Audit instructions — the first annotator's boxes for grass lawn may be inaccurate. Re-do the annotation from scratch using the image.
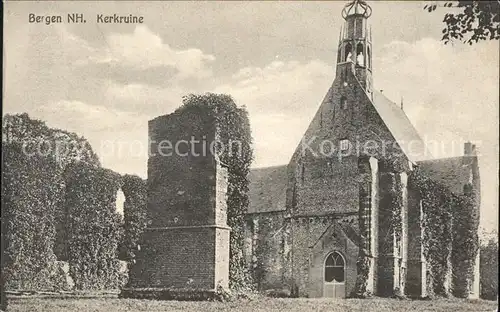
[7,297,498,312]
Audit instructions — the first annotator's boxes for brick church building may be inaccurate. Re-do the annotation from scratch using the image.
[124,0,480,301]
[243,0,481,299]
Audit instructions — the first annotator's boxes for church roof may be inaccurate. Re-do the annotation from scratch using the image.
[247,165,287,213]
[417,156,473,195]
[371,90,430,163]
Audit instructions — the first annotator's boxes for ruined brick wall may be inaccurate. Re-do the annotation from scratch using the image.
[244,212,289,291]
[127,108,230,292]
[147,110,219,228]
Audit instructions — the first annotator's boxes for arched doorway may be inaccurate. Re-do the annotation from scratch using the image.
[323,251,346,298]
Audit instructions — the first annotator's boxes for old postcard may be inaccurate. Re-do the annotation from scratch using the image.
[2,1,498,311]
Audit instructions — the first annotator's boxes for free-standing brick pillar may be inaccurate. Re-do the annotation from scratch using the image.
[122,109,230,299]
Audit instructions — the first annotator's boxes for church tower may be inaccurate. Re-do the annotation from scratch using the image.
[336,0,373,94]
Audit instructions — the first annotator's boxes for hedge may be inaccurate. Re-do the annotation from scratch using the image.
[2,113,101,262]
[2,113,100,169]
[2,142,67,291]
[64,162,124,290]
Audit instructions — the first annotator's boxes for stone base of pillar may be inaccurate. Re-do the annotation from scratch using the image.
[123,225,230,299]
[406,259,427,298]
[366,256,377,295]
[377,255,398,297]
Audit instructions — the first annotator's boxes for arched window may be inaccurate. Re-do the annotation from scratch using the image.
[356,43,364,66]
[367,46,371,69]
[325,252,345,283]
[337,48,342,64]
[344,43,352,62]
[116,188,125,217]
[340,96,347,109]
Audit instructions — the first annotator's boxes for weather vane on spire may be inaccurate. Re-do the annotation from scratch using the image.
[341,0,372,19]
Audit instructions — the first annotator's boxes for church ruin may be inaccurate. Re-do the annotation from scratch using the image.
[124,0,480,300]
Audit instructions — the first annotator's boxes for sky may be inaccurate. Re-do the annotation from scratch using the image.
[3,1,498,232]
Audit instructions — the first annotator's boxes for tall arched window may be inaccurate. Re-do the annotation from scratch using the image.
[324,252,345,283]
[340,96,347,109]
[367,46,371,69]
[356,43,364,66]
[344,43,352,62]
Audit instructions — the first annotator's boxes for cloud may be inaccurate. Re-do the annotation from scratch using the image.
[374,37,498,230]
[103,81,187,116]
[214,60,334,167]
[375,37,498,156]
[92,25,215,79]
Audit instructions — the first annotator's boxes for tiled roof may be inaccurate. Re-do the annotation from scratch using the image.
[417,156,473,195]
[371,90,430,163]
[247,165,287,213]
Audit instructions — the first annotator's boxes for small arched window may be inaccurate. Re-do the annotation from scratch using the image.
[340,139,350,151]
[340,96,347,109]
[367,46,371,69]
[325,252,345,283]
[356,43,364,66]
[344,43,352,62]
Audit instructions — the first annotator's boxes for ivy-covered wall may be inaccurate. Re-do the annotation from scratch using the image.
[64,162,125,290]
[2,142,67,290]
[408,168,479,298]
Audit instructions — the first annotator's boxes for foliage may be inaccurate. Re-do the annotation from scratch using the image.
[2,113,100,168]
[424,1,500,44]
[1,142,68,291]
[390,176,403,243]
[119,175,148,263]
[409,168,479,298]
[450,185,480,298]
[409,169,454,297]
[352,180,372,298]
[179,93,254,290]
[64,162,124,290]
[480,234,498,300]
[2,113,101,261]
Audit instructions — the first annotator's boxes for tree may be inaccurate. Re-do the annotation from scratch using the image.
[424,1,500,44]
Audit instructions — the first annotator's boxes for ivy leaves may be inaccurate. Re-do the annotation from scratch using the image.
[65,163,124,290]
[409,168,479,297]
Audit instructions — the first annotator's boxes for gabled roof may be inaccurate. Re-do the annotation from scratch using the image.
[247,165,287,213]
[371,90,430,163]
[417,156,473,195]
